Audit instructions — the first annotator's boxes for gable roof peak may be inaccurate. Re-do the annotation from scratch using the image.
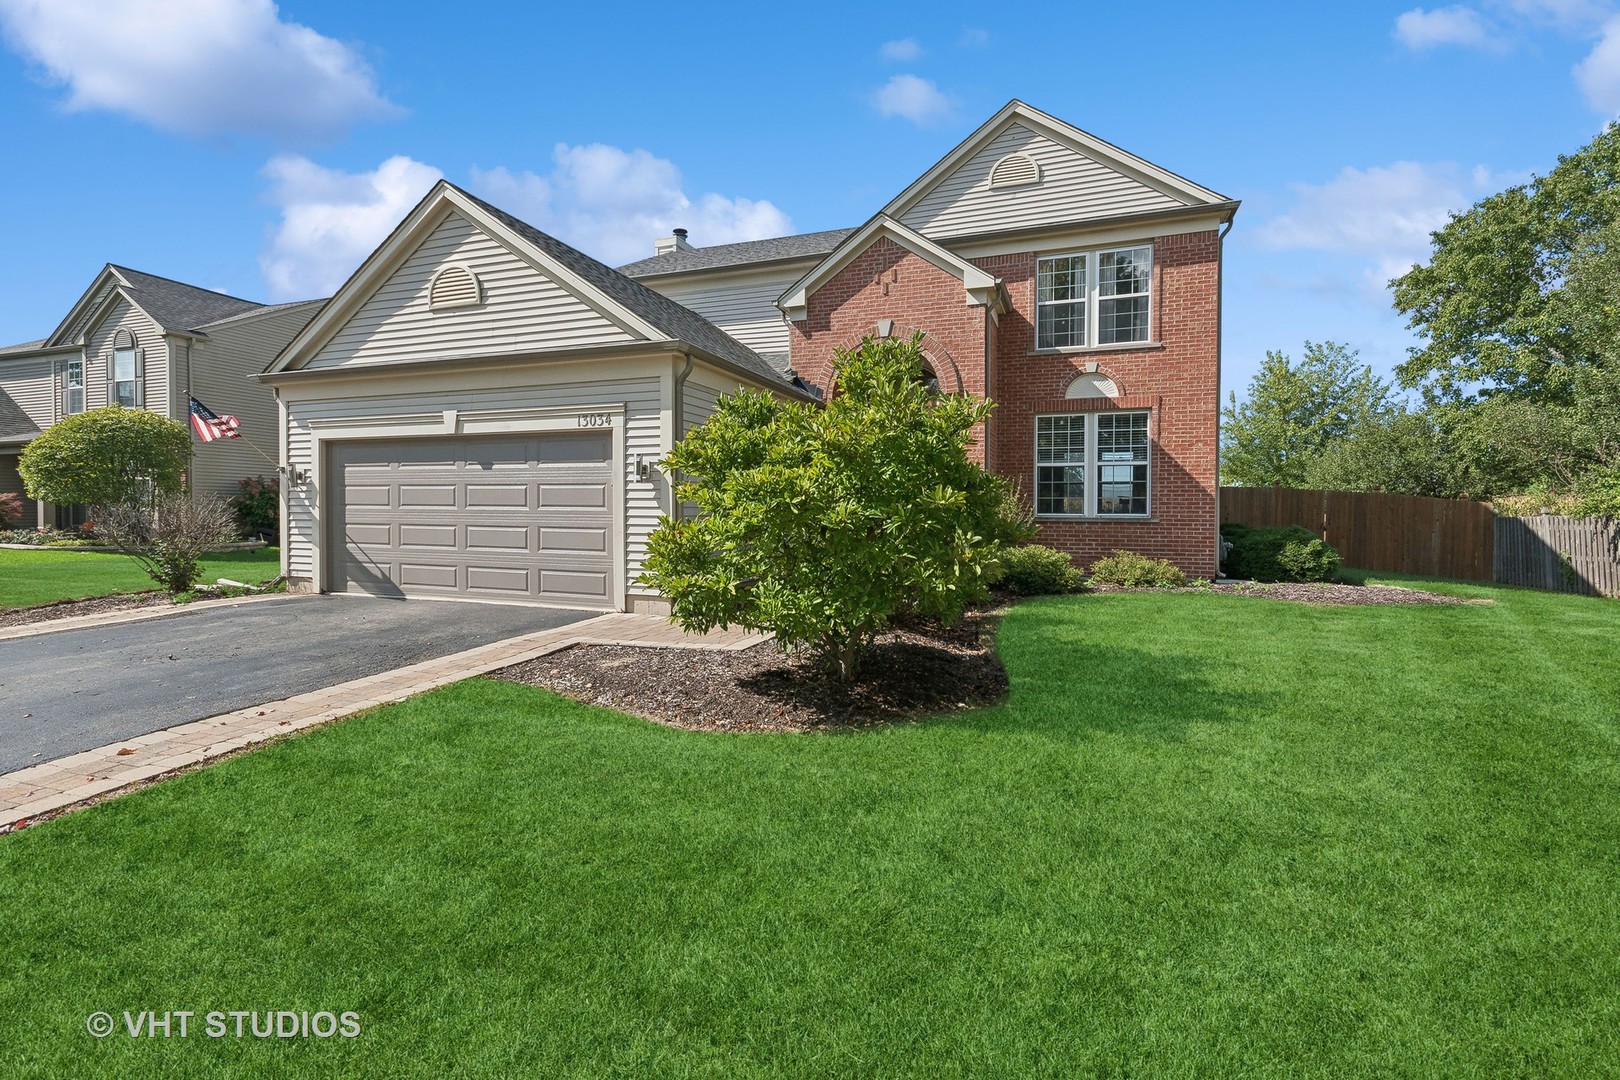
[880,99,1233,224]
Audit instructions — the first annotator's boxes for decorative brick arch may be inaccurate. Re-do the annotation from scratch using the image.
[1060,364,1126,400]
[825,323,966,396]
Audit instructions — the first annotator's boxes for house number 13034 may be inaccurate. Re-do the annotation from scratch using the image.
[577,413,611,428]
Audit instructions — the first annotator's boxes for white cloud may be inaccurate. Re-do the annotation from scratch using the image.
[1575,14,1620,110]
[260,154,442,299]
[0,0,397,141]
[1394,5,1502,49]
[1256,161,1507,292]
[959,27,990,48]
[468,143,793,266]
[870,74,955,126]
[879,38,922,61]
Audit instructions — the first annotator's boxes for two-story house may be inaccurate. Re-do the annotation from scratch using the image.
[626,100,1237,578]
[258,100,1234,610]
[0,265,321,528]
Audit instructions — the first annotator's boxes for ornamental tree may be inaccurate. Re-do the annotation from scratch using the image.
[641,333,1030,681]
[18,406,190,510]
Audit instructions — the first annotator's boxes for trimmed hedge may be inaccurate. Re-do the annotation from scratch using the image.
[1222,523,1342,583]
[999,545,1084,596]
[1088,549,1187,589]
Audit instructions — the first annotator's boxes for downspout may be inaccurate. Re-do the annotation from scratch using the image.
[672,352,695,448]
[1215,215,1235,576]
[670,353,695,518]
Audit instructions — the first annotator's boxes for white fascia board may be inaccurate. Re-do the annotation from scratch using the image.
[777,215,1001,322]
[879,100,1231,225]
[43,266,120,348]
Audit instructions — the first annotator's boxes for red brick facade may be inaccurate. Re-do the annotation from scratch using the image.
[789,228,1222,578]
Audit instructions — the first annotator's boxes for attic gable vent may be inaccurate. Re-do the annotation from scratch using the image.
[429,264,482,311]
[989,152,1041,189]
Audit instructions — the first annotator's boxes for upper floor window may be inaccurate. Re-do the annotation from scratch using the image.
[1035,245,1152,350]
[64,359,85,415]
[112,330,138,407]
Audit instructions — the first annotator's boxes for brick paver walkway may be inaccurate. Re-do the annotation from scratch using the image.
[0,612,766,830]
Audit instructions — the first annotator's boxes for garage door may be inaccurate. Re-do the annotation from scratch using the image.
[329,432,615,608]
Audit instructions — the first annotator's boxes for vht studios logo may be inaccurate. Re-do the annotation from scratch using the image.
[86,1010,360,1039]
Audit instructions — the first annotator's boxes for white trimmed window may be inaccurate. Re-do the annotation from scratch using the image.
[64,359,85,415]
[112,330,138,407]
[1035,411,1151,517]
[1035,245,1152,349]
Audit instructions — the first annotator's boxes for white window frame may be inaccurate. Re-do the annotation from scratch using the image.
[1035,244,1153,351]
[111,330,139,408]
[1034,410,1152,519]
[64,358,85,415]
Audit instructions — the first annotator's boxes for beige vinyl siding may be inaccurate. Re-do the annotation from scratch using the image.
[305,210,637,370]
[284,375,663,585]
[0,355,60,427]
[83,298,166,413]
[681,368,737,434]
[183,303,319,498]
[57,280,119,347]
[650,269,800,356]
[899,122,1188,240]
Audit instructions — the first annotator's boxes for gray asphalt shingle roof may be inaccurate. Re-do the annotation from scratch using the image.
[0,339,47,357]
[617,228,857,278]
[0,387,40,442]
[453,186,797,392]
[110,266,264,333]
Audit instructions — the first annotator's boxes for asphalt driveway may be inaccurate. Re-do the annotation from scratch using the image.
[0,595,598,773]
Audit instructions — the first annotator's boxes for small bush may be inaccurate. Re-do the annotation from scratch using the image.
[1087,550,1188,589]
[1227,525,1342,583]
[998,545,1084,596]
[230,475,280,538]
[0,491,22,528]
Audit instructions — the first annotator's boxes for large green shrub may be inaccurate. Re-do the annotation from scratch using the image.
[999,544,1084,596]
[1226,524,1342,582]
[18,406,190,509]
[641,333,1031,680]
[1087,550,1188,589]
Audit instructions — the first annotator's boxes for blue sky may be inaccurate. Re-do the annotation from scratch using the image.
[0,0,1613,401]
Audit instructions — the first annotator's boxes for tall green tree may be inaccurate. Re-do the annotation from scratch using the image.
[1393,123,1620,401]
[1221,341,1395,487]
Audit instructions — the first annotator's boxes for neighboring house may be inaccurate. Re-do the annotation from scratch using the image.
[624,100,1238,579]
[0,265,322,528]
[261,98,1235,612]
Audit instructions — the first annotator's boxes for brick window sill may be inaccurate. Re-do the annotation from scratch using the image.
[1036,516,1158,523]
[1028,341,1165,358]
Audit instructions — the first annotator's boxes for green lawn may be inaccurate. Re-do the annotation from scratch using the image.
[0,547,282,609]
[2,580,1617,1077]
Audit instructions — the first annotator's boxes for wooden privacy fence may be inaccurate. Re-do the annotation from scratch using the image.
[1494,515,1620,597]
[1221,487,1620,596]
[1220,487,1496,581]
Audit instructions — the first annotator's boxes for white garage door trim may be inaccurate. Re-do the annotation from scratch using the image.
[309,403,627,609]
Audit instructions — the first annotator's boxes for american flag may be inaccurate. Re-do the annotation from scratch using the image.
[189,397,241,443]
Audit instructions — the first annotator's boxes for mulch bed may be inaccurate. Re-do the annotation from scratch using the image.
[0,592,170,629]
[495,612,1008,733]
[1208,581,1483,605]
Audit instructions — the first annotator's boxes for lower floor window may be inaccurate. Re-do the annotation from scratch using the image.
[1035,410,1151,517]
